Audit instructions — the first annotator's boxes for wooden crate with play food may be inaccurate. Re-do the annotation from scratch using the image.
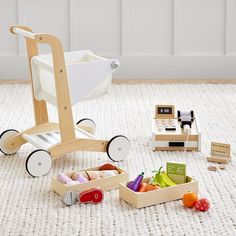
[52,164,129,196]
[119,163,198,208]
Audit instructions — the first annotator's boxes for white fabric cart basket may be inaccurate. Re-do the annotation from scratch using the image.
[31,50,119,106]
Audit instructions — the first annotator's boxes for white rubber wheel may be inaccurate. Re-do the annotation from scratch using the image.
[76,118,96,135]
[25,149,52,177]
[107,135,130,162]
[0,129,20,155]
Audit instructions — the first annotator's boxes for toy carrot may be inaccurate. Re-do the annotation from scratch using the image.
[146,184,159,191]
[138,183,159,192]
[138,183,148,192]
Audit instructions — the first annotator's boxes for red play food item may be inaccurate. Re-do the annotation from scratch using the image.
[91,189,104,203]
[194,198,210,212]
[182,191,198,208]
[99,163,117,171]
[78,188,104,204]
[138,183,148,192]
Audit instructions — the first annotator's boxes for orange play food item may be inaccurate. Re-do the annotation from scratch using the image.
[182,191,198,208]
[145,184,159,192]
[138,183,148,192]
[99,163,117,171]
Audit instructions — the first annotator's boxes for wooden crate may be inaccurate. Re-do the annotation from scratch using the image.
[119,176,198,209]
[52,165,129,196]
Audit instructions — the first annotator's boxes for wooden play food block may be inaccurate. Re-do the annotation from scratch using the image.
[119,176,198,209]
[207,142,231,164]
[52,165,128,196]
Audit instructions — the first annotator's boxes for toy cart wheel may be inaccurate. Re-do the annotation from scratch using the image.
[107,135,130,162]
[0,129,20,155]
[25,149,52,177]
[76,118,96,135]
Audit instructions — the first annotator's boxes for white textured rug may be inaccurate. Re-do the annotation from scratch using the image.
[0,83,235,236]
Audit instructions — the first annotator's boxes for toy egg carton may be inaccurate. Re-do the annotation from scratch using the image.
[152,105,201,151]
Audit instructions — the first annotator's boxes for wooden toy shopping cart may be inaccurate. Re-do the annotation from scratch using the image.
[0,25,130,177]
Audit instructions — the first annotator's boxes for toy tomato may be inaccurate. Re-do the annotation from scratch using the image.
[182,191,198,208]
[99,163,117,171]
[194,198,210,212]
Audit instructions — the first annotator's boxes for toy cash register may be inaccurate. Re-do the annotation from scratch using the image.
[152,105,201,151]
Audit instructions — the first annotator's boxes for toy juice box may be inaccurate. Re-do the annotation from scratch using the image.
[166,162,186,184]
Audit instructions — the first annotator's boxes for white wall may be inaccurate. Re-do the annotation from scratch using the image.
[0,0,236,80]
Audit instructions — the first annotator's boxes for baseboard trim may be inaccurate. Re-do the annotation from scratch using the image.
[113,79,236,84]
[0,79,30,84]
[0,79,235,85]
[2,55,236,80]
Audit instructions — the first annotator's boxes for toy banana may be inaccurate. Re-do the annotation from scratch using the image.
[161,172,176,187]
[152,167,176,188]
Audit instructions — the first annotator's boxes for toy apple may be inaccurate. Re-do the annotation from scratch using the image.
[182,191,198,208]
[194,198,210,212]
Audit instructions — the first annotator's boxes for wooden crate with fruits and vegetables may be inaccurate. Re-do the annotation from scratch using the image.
[119,162,198,209]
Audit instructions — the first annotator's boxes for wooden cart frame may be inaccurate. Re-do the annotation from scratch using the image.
[0,26,130,177]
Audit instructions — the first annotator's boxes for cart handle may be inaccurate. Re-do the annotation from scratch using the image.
[10,25,36,39]
[12,27,36,39]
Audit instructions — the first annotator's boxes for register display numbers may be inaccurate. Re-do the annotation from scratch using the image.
[155,105,175,118]
[158,107,172,115]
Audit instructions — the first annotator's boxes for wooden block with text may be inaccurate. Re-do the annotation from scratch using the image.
[207,142,231,164]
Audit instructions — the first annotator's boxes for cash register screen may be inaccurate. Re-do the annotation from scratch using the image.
[157,107,173,115]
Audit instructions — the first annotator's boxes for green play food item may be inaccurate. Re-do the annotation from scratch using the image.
[152,167,177,188]
[152,167,167,188]
[166,162,186,184]
[161,172,176,187]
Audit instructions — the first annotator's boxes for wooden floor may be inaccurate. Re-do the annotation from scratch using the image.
[0,79,235,84]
